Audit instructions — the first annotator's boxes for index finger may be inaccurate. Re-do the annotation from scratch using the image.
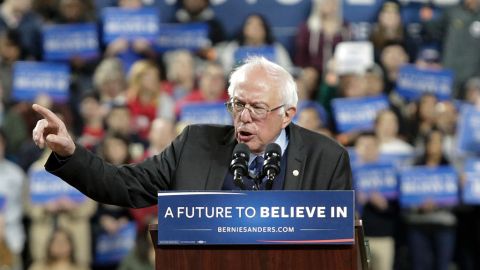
[32,104,62,124]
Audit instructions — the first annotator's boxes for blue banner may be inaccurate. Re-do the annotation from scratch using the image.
[12,61,70,103]
[234,46,276,65]
[343,0,384,23]
[0,195,5,212]
[157,191,355,245]
[29,168,86,205]
[379,153,415,170]
[396,65,454,101]
[179,102,232,125]
[102,7,160,43]
[462,158,480,205]
[156,23,210,52]
[94,222,137,264]
[353,163,398,199]
[399,166,458,208]
[42,23,99,61]
[457,104,480,154]
[332,95,389,133]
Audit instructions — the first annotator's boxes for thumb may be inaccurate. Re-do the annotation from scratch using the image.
[45,134,75,156]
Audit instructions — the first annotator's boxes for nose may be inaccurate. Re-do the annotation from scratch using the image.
[239,106,253,123]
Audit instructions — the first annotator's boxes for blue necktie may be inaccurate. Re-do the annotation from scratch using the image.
[249,156,264,189]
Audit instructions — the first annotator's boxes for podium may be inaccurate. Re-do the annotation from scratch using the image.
[148,220,369,270]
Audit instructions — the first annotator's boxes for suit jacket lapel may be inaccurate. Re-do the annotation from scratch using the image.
[284,124,305,190]
[204,128,236,190]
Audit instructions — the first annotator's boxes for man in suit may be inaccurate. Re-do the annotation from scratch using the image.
[32,57,352,208]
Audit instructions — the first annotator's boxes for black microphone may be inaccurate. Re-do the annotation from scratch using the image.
[262,143,281,190]
[229,143,250,190]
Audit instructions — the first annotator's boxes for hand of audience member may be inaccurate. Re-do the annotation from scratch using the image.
[32,104,76,157]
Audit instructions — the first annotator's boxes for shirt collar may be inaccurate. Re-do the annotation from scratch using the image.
[248,128,289,165]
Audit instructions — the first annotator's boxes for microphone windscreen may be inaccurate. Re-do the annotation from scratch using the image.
[233,143,250,158]
[265,143,281,156]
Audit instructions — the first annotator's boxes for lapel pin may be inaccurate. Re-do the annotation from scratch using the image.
[292,170,299,176]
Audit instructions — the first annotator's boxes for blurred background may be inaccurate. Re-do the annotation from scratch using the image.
[1,0,480,269]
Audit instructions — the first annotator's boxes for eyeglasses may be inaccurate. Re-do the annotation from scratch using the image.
[225,100,284,120]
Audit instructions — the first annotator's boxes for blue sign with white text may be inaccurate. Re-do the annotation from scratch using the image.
[457,104,480,154]
[156,23,210,52]
[43,23,99,60]
[157,191,355,245]
[94,222,137,264]
[399,166,458,208]
[179,102,232,125]
[234,46,276,65]
[332,95,389,133]
[353,163,398,199]
[462,158,480,205]
[102,7,160,43]
[396,65,454,101]
[12,61,70,103]
[29,168,86,205]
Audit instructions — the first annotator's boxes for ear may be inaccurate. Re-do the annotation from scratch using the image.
[281,107,296,129]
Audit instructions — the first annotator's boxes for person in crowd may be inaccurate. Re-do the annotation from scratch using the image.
[0,0,42,59]
[174,61,228,117]
[32,56,352,208]
[173,0,225,46]
[294,101,331,137]
[0,128,25,270]
[375,109,414,156]
[126,60,175,140]
[408,94,439,147]
[464,76,480,107]
[215,13,293,73]
[26,148,96,268]
[294,0,349,76]
[421,0,480,98]
[163,50,196,101]
[28,228,89,270]
[0,29,24,106]
[354,132,398,270]
[77,92,106,151]
[405,128,457,270]
[295,67,320,101]
[370,1,416,61]
[143,118,176,159]
[92,57,127,107]
[379,41,409,93]
[91,133,134,270]
[117,229,154,270]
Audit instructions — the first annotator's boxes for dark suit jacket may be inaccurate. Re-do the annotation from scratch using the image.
[45,123,352,208]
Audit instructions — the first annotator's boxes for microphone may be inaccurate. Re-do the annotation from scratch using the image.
[229,143,250,190]
[262,143,281,190]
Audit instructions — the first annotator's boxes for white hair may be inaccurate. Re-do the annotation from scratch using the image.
[227,56,298,110]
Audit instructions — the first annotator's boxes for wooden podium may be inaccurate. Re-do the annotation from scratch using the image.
[148,220,369,270]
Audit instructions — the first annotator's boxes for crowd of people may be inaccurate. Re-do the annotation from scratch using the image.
[1,0,480,269]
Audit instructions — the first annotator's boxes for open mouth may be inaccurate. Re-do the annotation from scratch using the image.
[238,131,255,141]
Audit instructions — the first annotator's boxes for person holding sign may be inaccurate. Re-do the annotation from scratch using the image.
[31,56,352,208]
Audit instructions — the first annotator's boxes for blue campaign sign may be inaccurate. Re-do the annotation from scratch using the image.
[234,46,276,65]
[43,23,99,61]
[156,23,210,52]
[179,102,232,125]
[102,7,160,43]
[396,65,454,101]
[29,168,86,205]
[462,158,480,204]
[379,153,415,170]
[94,222,137,264]
[343,0,384,23]
[457,104,480,154]
[332,95,389,133]
[399,166,458,208]
[353,163,398,199]
[0,195,5,212]
[157,191,355,245]
[12,61,70,103]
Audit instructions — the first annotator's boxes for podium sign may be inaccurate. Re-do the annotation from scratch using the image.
[157,191,354,245]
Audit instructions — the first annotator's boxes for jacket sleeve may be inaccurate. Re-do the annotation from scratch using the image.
[44,126,191,208]
[328,149,353,190]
